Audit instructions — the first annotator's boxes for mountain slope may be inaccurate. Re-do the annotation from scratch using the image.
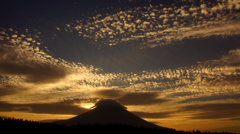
[55,100,167,129]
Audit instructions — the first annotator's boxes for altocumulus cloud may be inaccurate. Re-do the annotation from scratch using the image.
[0,43,68,84]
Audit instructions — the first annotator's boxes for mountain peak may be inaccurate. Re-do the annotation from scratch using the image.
[92,99,126,109]
[54,99,166,129]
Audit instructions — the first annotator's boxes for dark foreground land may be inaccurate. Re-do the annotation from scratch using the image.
[0,117,235,134]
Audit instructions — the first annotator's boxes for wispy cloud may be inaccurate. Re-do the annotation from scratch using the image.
[180,103,240,119]
[0,42,68,84]
[168,92,197,97]
[0,86,28,97]
[93,89,125,99]
[179,94,240,104]
[117,92,169,105]
[0,1,240,129]
[132,111,173,119]
[0,101,88,115]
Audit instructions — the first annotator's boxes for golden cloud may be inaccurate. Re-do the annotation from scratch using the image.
[0,43,68,84]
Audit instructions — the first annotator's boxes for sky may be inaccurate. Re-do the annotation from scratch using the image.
[0,0,240,133]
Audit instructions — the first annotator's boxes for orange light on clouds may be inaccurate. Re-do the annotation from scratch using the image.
[0,0,240,133]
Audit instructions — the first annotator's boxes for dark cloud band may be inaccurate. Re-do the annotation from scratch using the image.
[180,103,240,119]
[0,101,88,115]
[117,92,169,105]
[0,43,68,84]
[132,111,173,119]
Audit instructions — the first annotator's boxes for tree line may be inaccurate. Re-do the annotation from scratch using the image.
[0,117,235,134]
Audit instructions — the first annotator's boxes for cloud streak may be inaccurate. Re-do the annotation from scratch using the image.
[93,89,125,99]
[0,2,240,131]
[179,94,240,103]
[0,101,88,115]
[0,86,28,97]
[180,103,240,119]
[117,92,169,105]
[0,43,68,84]
[132,111,173,119]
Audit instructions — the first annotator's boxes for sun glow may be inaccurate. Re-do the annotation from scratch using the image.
[80,103,95,109]
[0,112,75,121]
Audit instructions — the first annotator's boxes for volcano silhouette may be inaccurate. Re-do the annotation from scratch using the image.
[55,99,167,129]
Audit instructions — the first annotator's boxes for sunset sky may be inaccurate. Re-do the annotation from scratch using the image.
[0,0,240,133]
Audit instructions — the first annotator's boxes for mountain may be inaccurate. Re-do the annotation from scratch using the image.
[54,99,167,129]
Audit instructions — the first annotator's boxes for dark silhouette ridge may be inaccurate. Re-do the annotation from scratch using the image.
[0,117,235,134]
[54,99,164,129]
